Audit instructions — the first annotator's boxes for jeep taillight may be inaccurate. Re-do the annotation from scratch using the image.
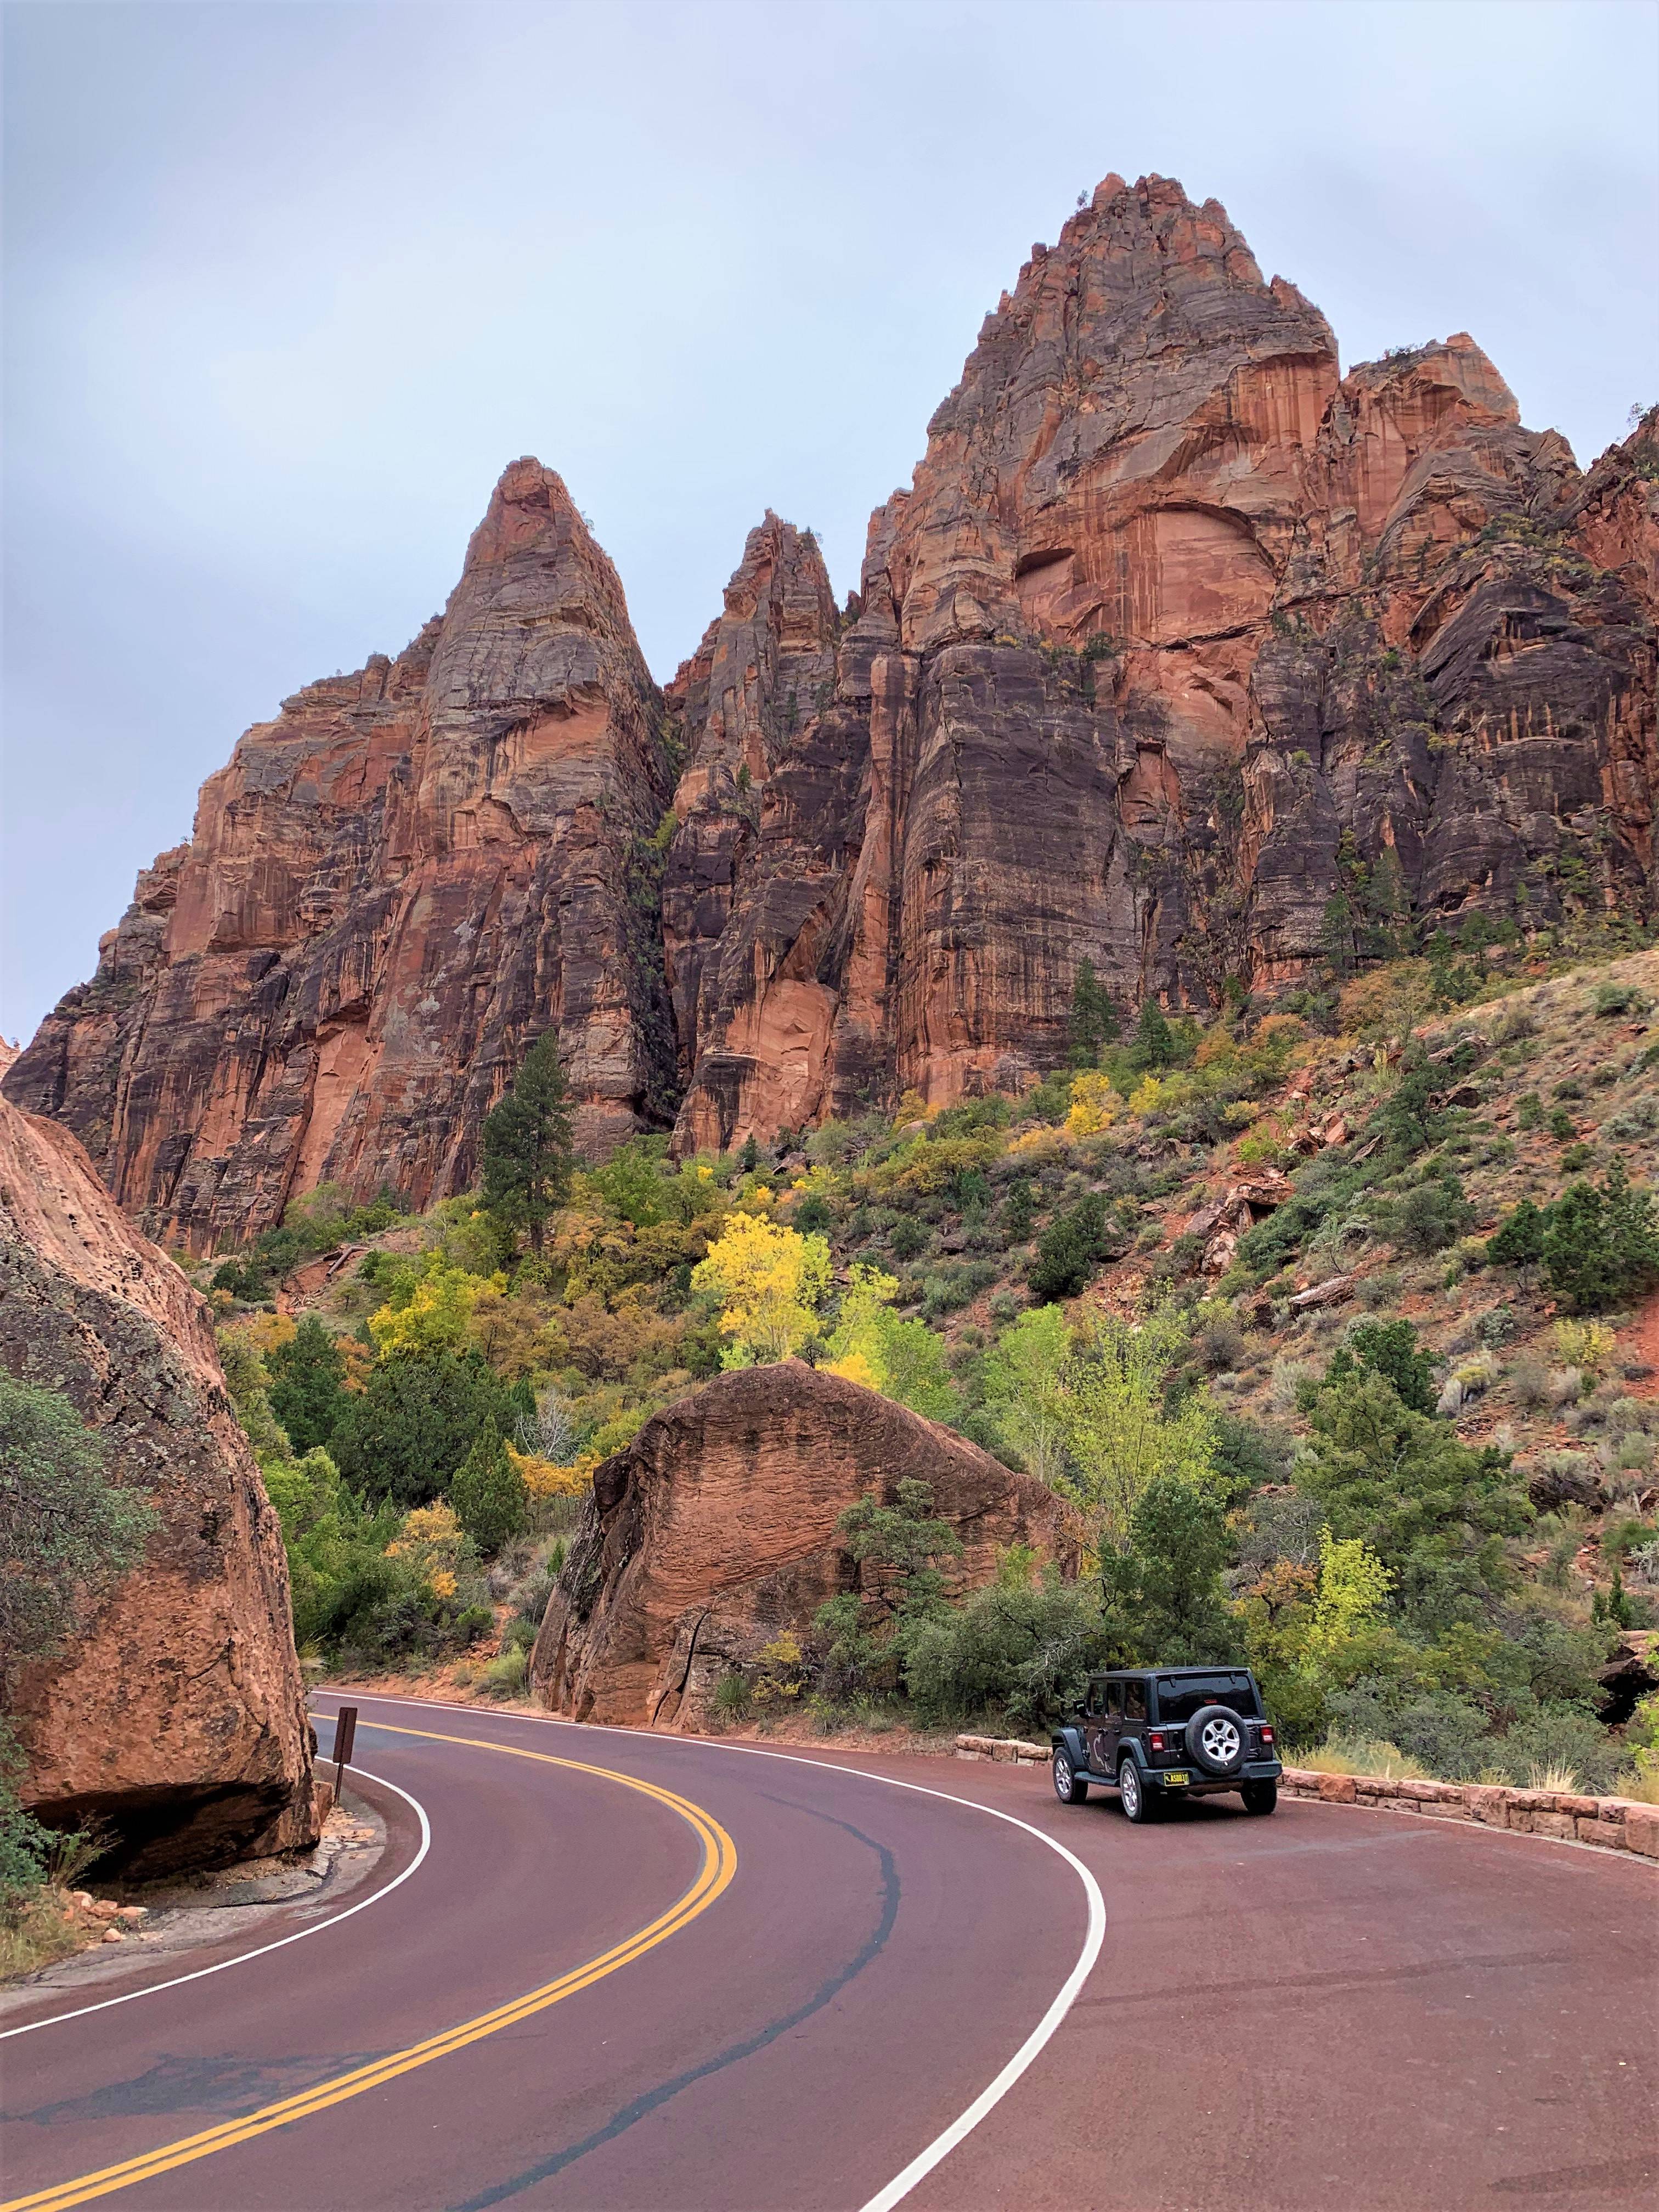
[1260,1725,1275,1745]
[1148,1731,1166,1752]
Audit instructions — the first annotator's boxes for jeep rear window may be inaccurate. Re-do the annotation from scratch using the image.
[1155,1674,1259,1721]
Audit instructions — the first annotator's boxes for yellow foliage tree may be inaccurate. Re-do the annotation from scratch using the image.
[505,1442,591,1499]
[1305,1527,1393,1660]
[691,1212,830,1365]
[368,1255,495,1357]
[1065,1069,1119,1141]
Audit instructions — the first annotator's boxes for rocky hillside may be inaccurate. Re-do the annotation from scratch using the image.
[8,174,1657,1249]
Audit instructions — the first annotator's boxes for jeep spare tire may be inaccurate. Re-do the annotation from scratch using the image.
[1186,1703,1245,1776]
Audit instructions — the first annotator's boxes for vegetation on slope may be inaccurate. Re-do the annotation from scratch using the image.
[202,930,1659,1796]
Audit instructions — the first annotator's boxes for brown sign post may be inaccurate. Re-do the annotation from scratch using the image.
[332,1705,358,1805]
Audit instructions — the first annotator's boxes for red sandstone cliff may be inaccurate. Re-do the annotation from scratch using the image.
[0,1094,316,1875]
[9,179,1657,1204]
[664,179,1657,1146]
[7,462,676,1248]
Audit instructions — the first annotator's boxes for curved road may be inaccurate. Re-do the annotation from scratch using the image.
[1,1693,1653,2211]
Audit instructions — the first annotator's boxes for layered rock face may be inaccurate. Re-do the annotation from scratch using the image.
[11,177,1657,1198]
[666,176,1658,1144]
[0,1094,316,1876]
[531,1360,1074,1728]
[7,462,676,1248]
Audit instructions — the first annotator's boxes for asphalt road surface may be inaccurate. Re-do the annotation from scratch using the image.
[2,1692,1654,2211]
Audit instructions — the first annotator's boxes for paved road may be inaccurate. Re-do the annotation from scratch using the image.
[2,1694,1654,2211]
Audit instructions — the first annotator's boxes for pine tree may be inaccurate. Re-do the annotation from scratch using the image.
[1066,958,1120,1067]
[1128,995,1176,1073]
[449,1417,527,1555]
[481,1032,574,1253]
[268,1317,348,1454]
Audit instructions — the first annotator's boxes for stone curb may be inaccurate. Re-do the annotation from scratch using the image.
[1278,1767,1659,1858]
[953,1734,1049,1766]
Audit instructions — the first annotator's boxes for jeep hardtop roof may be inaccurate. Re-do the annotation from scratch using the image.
[1087,1666,1256,1680]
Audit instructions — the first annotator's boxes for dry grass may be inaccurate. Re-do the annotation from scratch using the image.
[1300,1739,1431,1781]
[0,1888,84,1984]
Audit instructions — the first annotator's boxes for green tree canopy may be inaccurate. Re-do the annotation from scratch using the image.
[481,1031,574,1253]
[1541,1162,1659,1312]
[329,1351,523,1509]
[268,1318,349,1455]
[1295,1369,1528,1626]
[1128,996,1177,1072]
[1321,1318,1437,1416]
[449,1417,528,1555]
[1103,1476,1243,1666]
[1067,957,1120,1068]
[1056,1306,1218,1552]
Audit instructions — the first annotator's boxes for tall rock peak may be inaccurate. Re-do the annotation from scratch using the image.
[10,179,1657,1207]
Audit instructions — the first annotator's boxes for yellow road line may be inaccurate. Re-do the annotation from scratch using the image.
[4,1726,738,2212]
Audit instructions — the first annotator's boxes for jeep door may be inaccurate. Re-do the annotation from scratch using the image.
[1089,1679,1123,1775]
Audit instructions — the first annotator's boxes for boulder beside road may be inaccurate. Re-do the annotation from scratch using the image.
[532,1360,1074,1729]
[1,1096,316,1877]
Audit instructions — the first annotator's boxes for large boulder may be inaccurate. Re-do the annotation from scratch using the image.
[0,1096,317,1876]
[531,1359,1075,1729]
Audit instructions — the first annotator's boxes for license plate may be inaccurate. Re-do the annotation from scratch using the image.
[1163,1771,1190,1787]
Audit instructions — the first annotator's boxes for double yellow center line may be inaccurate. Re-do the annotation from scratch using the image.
[4,1724,738,2212]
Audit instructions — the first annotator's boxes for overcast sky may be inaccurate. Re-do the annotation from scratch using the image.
[4,0,1657,1045]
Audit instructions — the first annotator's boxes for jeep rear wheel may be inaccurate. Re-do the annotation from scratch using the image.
[1242,1779,1278,1816]
[1185,1703,1246,1777]
[1053,1749,1089,1805]
[1118,1757,1156,1822]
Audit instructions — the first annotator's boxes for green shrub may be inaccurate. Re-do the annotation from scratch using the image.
[902,1570,1111,1732]
[1029,1195,1114,1302]
[1541,1163,1659,1312]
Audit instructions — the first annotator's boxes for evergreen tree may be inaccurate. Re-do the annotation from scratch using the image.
[1067,958,1120,1067]
[330,1350,518,1508]
[1103,1477,1243,1665]
[1542,1162,1659,1312]
[481,1032,574,1254]
[1487,1198,1547,1270]
[268,1318,349,1454]
[449,1417,528,1555]
[1128,996,1177,1073]
[1380,1046,1442,1160]
[738,1133,760,1175]
[1322,1318,1437,1415]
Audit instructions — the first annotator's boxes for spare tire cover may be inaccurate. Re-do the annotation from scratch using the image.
[1185,1703,1245,1775]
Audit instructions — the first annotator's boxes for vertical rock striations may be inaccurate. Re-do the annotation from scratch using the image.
[7,462,676,1248]
[665,180,1657,1144]
[10,180,1657,1192]
[0,1094,316,1876]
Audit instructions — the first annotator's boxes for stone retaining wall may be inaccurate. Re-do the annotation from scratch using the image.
[952,1736,1659,1858]
[1278,1767,1659,1857]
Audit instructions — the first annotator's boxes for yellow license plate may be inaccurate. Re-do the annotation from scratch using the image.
[1163,1771,1190,1786]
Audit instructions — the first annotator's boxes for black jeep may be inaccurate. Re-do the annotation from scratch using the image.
[1051,1666,1283,1820]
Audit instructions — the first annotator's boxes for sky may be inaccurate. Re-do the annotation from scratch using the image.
[4,0,1657,1046]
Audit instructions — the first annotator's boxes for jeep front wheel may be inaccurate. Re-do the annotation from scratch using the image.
[1053,1748,1089,1805]
[1242,1779,1278,1816]
[1118,1757,1156,1822]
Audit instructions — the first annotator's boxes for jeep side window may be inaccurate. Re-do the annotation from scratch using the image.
[1085,1681,1103,1718]
[1104,1681,1124,1718]
[1123,1682,1147,1722]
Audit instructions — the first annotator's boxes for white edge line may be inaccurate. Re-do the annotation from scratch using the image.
[314,1690,1107,2211]
[0,1765,431,2041]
